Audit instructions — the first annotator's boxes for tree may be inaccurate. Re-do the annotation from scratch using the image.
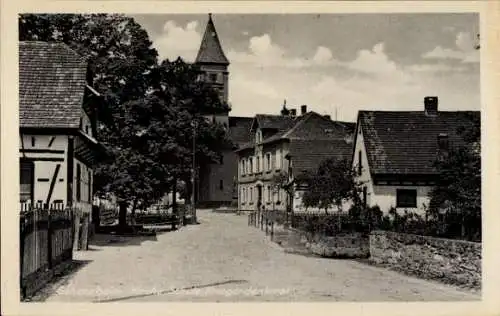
[428,113,481,241]
[19,14,231,226]
[20,14,162,226]
[301,158,362,214]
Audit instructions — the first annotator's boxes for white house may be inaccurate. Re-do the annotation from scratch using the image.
[352,96,480,215]
[19,41,107,250]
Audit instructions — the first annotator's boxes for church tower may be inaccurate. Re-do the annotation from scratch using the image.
[195,13,230,126]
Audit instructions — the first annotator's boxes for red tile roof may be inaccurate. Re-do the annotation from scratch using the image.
[358,110,480,175]
[195,14,229,65]
[19,41,88,129]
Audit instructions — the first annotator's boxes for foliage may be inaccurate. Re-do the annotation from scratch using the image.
[19,14,232,224]
[301,158,362,213]
[428,113,481,241]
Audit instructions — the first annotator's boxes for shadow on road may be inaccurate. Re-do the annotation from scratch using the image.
[25,259,93,302]
[89,234,158,247]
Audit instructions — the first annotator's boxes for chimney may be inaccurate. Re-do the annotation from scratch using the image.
[424,96,438,116]
[300,105,307,115]
[290,109,297,117]
[323,115,331,120]
[280,99,290,116]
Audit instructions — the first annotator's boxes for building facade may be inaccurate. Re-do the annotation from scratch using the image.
[236,104,355,213]
[19,41,106,249]
[352,96,480,215]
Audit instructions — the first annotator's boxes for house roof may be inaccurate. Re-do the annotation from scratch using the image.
[228,116,253,145]
[236,111,355,155]
[358,110,480,175]
[19,41,88,129]
[290,139,353,176]
[195,14,230,65]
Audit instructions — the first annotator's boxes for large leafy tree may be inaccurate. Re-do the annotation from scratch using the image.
[428,113,481,240]
[19,14,231,225]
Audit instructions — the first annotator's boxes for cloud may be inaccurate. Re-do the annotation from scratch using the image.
[422,31,479,63]
[312,46,333,64]
[228,34,338,69]
[152,20,201,62]
[348,43,399,74]
[148,23,479,121]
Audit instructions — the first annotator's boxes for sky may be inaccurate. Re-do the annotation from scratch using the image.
[132,13,480,122]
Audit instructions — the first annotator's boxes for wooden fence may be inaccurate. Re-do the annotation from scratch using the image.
[20,203,74,298]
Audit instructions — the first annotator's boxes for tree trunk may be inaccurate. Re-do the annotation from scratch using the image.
[130,199,138,226]
[80,214,89,251]
[118,201,128,227]
[172,177,177,215]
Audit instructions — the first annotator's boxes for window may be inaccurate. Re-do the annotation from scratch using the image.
[219,180,223,190]
[358,150,362,175]
[241,188,245,203]
[256,156,260,172]
[250,187,253,203]
[266,153,271,171]
[241,160,245,175]
[210,73,217,82]
[276,149,282,169]
[396,189,417,208]
[249,157,253,174]
[220,155,224,165]
[267,185,271,202]
[85,125,89,134]
[20,160,34,203]
[76,164,81,202]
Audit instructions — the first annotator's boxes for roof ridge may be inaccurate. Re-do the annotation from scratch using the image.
[281,112,314,138]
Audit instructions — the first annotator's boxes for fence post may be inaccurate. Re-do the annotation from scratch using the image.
[47,205,53,270]
[19,211,26,299]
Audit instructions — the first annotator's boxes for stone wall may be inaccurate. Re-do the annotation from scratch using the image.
[369,230,481,289]
[308,233,370,258]
[275,227,370,258]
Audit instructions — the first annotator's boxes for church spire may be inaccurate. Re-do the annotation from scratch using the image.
[195,13,230,65]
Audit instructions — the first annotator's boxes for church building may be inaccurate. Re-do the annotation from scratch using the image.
[195,14,253,208]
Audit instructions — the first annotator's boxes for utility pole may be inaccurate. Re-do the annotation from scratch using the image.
[191,120,197,223]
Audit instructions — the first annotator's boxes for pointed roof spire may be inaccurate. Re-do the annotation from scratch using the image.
[195,13,230,65]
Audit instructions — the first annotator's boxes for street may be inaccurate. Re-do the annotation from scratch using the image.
[42,210,479,302]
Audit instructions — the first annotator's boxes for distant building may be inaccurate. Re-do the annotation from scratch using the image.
[352,96,480,214]
[236,103,355,212]
[194,14,253,208]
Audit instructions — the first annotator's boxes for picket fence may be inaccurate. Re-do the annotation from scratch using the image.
[20,202,74,298]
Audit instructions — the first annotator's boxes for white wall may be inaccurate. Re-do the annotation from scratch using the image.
[371,185,431,215]
[19,135,68,205]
